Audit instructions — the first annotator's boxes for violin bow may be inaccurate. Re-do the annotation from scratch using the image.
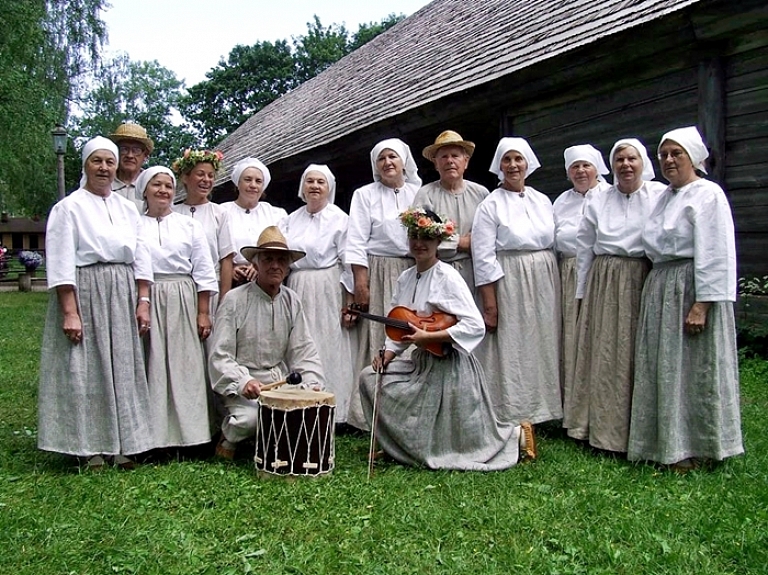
[367,346,386,480]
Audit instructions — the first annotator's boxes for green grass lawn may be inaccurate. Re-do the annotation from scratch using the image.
[1,292,766,574]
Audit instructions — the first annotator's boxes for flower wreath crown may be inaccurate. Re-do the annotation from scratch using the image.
[171,149,224,175]
[399,207,456,241]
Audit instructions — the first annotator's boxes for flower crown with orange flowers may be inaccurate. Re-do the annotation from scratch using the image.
[399,207,456,240]
[171,149,224,175]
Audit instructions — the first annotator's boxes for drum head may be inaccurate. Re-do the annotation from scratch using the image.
[259,388,335,409]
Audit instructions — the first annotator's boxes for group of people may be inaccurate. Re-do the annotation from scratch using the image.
[37,121,743,474]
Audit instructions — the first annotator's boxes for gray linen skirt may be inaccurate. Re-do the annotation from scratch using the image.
[286,265,357,423]
[558,256,580,409]
[628,259,744,464]
[474,249,562,425]
[359,348,520,470]
[38,263,155,456]
[565,255,650,452]
[145,274,211,447]
[347,254,413,431]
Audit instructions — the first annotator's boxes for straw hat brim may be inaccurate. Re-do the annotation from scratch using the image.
[422,140,476,160]
[108,129,154,154]
[240,245,306,264]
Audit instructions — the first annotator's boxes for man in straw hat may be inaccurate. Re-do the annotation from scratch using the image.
[412,130,490,291]
[108,122,154,209]
[208,226,325,459]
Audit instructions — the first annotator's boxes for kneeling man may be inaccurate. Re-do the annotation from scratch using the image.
[209,226,325,459]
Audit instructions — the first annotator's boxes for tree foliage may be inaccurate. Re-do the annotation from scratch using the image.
[0,0,106,216]
[71,54,198,179]
[179,13,406,148]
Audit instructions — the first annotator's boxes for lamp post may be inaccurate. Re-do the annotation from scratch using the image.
[51,124,67,200]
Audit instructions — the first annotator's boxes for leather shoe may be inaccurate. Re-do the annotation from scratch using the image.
[215,436,236,461]
[519,421,537,461]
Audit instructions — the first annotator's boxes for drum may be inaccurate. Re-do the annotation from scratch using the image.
[255,388,336,477]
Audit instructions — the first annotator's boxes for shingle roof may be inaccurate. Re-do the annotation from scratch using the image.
[216,0,701,183]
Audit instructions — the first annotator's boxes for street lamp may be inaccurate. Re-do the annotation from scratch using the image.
[51,124,67,200]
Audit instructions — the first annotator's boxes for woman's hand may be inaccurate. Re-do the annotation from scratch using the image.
[482,306,498,333]
[685,302,711,336]
[341,306,358,329]
[371,350,396,373]
[198,312,212,341]
[242,379,263,400]
[136,301,151,337]
[401,324,433,348]
[233,263,257,283]
[62,311,83,345]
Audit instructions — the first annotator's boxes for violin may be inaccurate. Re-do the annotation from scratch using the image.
[347,305,458,357]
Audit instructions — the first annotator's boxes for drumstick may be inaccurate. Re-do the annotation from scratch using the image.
[260,372,302,392]
[367,347,386,480]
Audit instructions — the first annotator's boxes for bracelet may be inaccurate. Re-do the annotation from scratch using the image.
[138,296,151,305]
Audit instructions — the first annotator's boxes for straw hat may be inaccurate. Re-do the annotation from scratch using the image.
[108,123,154,154]
[422,130,476,160]
[240,226,306,263]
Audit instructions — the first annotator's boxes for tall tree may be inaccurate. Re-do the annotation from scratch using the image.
[72,54,198,178]
[179,41,296,147]
[179,14,405,148]
[0,0,106,216]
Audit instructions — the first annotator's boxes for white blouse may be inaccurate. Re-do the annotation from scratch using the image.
[139,212,218,293]
[46,188,153,288]
[643,179,736,301]
[173,202,235,273]
[344,181,419,267]
[575,181,666,297]
[553,182,610,257]
[471,186,555,286]
[278,204,353,293]
[221,201,288,265]
[386,261,485,355]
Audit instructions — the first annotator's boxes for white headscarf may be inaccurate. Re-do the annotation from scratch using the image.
[79,136,119,187]
[232,157,271,191]
[370,138,422,187]
[658,126,709,174]
[298,164,337,204]
[609,138,655,181]
[564,144,610,182]
[135,166,176,199]
[489,137,541,180]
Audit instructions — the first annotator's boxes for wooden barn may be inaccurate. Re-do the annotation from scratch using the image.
[213,0,768,276]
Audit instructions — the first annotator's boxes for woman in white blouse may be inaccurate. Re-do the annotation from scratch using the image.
[358,207,536,469]
[343,138,421,429]
[278,164,357,425]
[567,138,666,453]
[471,137,562,425]
[172,149,234,307]
[38,136,155,470]
[221,157,287,296]
[553,144,610,424]
[628,127,743,470]
[137,167,218,452]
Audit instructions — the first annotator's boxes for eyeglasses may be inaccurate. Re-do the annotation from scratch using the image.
[658,150,686,161]
[119,145,146,155]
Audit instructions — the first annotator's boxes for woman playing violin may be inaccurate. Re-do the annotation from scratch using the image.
[358,207,536,470]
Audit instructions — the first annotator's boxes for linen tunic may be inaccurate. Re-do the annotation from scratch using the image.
[575,182,666,298]
[173,201,235,277]
[208,282,325,442]
[38,187,155,457]
[628,179,742,464]
[139,212,218,447]
[278,204,357,422]
[358,261,521,470]
[471,186,562,424]
[221,201,288,265]
[412,180,490,262]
